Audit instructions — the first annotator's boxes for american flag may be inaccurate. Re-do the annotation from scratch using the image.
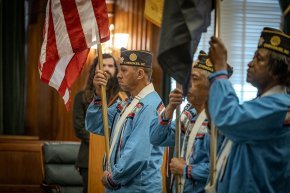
[38,0,110,110]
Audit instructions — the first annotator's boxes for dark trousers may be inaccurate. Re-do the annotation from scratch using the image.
[79,168,88,193]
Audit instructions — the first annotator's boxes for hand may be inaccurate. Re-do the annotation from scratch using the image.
[93,69,109,97]
[101,170,110,189]
[170,157,186,176]
[208,36,228,72]
[164,88,183,119]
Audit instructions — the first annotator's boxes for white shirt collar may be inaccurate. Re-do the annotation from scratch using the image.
[260,85,287,97]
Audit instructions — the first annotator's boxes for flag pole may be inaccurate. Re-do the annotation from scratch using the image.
[214,0,221,37]
[209,0,221,186]
[175,83,182,193]
[97,44,111,170]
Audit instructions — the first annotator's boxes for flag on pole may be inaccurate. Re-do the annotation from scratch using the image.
[38,0,110,110]
[144,0,164,27]
[157,0,213,85]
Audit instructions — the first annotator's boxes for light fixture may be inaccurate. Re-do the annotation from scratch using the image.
[113,33,129,49]
[90,24,129,54]
[91,24,115,53]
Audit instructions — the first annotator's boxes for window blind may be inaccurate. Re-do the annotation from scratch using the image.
[171,0,281,113]
[196,0,281,102]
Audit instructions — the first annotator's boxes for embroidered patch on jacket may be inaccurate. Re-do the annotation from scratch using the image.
[117,100,128,112]
[182,110,197,124]
[127,102,144,119]
[180,113,191,133]
[135,102,143,110]
[184,103,192,111]
[284,108,290,125]
[180,109,197,133]
[180,111,188,123]
[196,122,208,139]
[183,110,192,120]
[158,111,170,126]
[156,102,165,115]
[127,113,135,119]
[117,103,124,112]
[181,123,186,134]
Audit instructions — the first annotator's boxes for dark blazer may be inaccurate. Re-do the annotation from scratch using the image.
[73,90,127,168]
[73,91,90,168]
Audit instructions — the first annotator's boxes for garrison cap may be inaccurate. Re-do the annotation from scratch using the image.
[193,50,214,73]
[258,27,290,56]
[120,48,152,68]
[193,50,233,77]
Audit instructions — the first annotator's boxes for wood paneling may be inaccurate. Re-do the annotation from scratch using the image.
[0,136,43,193]
[0,185,41,193]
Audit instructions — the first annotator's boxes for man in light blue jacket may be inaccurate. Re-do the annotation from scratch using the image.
[208,27,290,193]
[85,49,164,193]
[150,51,223,193]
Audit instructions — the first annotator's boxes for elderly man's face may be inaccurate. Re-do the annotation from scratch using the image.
[247,48,272,89]
[117,65,139,92]
[187,68,210,107]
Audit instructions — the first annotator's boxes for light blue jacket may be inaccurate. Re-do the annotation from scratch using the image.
[85,91,164,193]
[208,70,290,193]
[150,104,216,193]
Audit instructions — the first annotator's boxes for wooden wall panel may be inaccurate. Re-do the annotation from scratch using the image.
[0,144,42,184]
[0,136,43,193]
[114,0,163,95]
[25,0,50,139]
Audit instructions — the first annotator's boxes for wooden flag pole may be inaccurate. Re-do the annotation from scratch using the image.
[175,83,182,193]
[214,0,221,37]
[209,122,217,186]
[98,44,111,170]
[209,0,221,186]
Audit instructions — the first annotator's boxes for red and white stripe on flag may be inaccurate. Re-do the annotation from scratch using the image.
[38,0,110,110]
